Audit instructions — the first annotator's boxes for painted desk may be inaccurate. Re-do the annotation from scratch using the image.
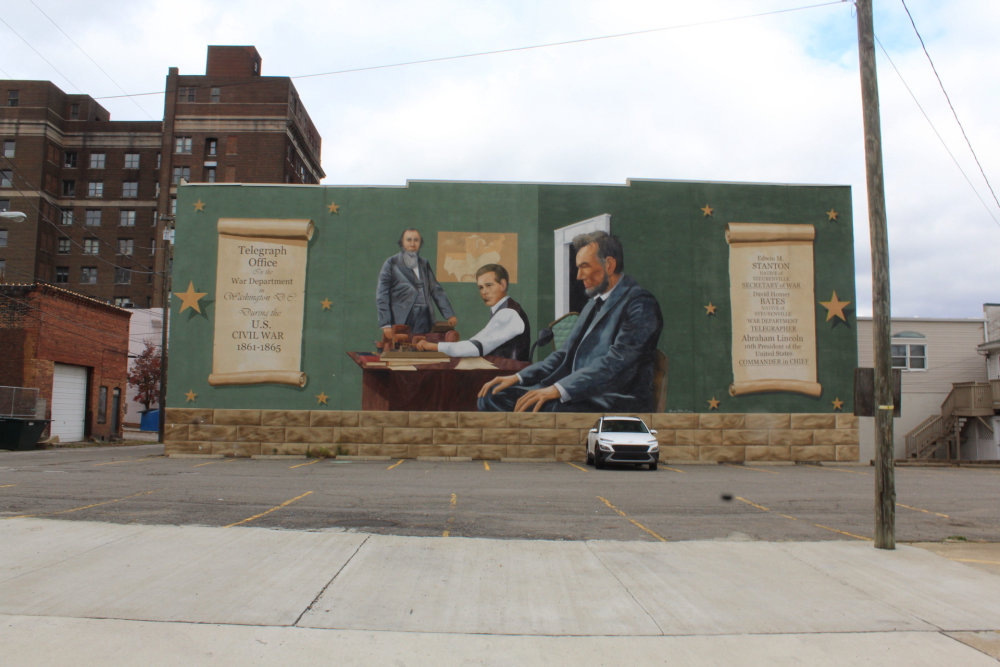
[347,352,528,411]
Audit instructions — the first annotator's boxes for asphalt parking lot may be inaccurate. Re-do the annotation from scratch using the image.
[2,444,998,543]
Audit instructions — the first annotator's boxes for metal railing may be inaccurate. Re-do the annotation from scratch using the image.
[0,386,41,418]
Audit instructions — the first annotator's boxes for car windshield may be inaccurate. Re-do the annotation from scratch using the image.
[602,419,648,433]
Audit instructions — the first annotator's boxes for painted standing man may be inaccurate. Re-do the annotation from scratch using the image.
[376,228,457,336]
[415,263,531,361]
[478,230,662,412]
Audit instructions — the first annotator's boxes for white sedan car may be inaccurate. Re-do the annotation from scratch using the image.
[585,416,659,470]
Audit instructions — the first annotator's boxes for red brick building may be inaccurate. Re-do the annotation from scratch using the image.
[0,283,131,442]
[0,45,324,309]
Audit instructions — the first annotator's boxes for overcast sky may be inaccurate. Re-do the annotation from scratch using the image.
[4,0,998,319]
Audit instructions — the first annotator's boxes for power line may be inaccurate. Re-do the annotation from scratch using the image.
[92,1,847,102]
[874,36,1000,227]
[27,0,156,120]
[900,0,1000,216]
[0,14,81,92]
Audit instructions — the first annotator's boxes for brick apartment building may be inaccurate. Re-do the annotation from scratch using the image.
[0,283,131,442]
[0,45,324,309]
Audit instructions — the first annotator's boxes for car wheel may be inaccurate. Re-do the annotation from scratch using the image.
[649,461,658,471]
[586,449,594,465]
[594,451,605,469]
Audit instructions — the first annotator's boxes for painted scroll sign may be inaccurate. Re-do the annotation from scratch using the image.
[209,218,313,387]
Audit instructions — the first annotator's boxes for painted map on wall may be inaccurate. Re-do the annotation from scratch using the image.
[437,232,518,283]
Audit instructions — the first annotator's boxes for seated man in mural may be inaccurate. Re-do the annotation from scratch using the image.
[478,231,662,412]
[415,264,531,361]
[376,228,457,336]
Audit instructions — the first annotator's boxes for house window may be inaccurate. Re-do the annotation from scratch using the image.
[55,266,69,283]
[150,237,156,255]
[0,199,8,211]
[120,210,136,227]
[205,167,216,183]
[70,103,79,119]
[7,90,18,107]
[113,297,133,308]
[206,138,218,156]
[89,153,106,169]
[891,332,927,370]
[0,260,5,280]
[83,238,100,254]
[0,229,7,247]
[0,170,12,187]
[85,209,101,226]
[97,386,108,424]
[170,196,177,215]
[62,180,76,196]
[80,266,97,284]
[117,238,134,255]
[114,267,131,284]
[178,87,195,102]
[61,209,74,225]
[2,140,14,158]
[57,238,70,253]
[124,153,140,169]
[174,136,192,154]
[172,166,190,185]
[64,151,78,168]
[210,87,220,103]
[88,181,103,197]
[122,181,138,198]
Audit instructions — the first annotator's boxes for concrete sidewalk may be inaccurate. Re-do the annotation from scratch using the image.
[2,519,999,665]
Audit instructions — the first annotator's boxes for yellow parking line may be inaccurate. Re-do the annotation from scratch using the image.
[661,465,687,473]
[289,459,321,469]
[0,483,16,488]
[225,490,313,528]
[483,461,491,471]
[443,493,458,537]
[735,495,869,541]
[725,463,779,474]
[192,458,235,468]
[953,558,1000,566]
[387,459,404,470]
[566,462,588,473]
[6,490,157,519]
[93,456,158,466]
[817,466,869,475]
[597,496,666,542]
[897,502,950,519]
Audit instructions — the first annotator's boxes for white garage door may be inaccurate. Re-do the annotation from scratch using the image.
[51,363,88,442]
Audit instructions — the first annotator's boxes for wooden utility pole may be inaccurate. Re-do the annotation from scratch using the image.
[856,0,895,548]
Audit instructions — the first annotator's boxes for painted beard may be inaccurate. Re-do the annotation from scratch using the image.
[585,271,610,298]
[402,250,419,269]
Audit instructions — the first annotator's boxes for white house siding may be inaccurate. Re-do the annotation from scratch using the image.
[857,317,987,461]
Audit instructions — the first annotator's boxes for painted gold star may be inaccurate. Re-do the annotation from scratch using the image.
[316,392,329,405]
[327,201,340,214]
[704,302,717,316]
[193,199,206,212]
[185,390,197,402]
[826,208,839,221]
[174,281,207,313]
[701,204,714,217]
[321,298,332,310]
[832,397,844,411]
[707,396,720,410]
[819,290,851,322]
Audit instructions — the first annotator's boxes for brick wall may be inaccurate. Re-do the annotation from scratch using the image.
[164,409,859,462]
[0,284,131,440]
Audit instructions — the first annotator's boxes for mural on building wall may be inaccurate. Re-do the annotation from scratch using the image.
[166,179,857,415]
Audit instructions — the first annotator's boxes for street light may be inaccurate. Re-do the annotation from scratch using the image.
[0,211,27,223]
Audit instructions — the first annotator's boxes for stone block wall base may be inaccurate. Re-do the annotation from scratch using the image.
[164,410,859,462]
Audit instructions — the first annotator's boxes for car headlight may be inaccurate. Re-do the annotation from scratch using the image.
[647,440,659,451]
[597,438,614,451]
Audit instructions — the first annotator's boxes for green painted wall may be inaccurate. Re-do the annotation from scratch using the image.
[169,179,855,413]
